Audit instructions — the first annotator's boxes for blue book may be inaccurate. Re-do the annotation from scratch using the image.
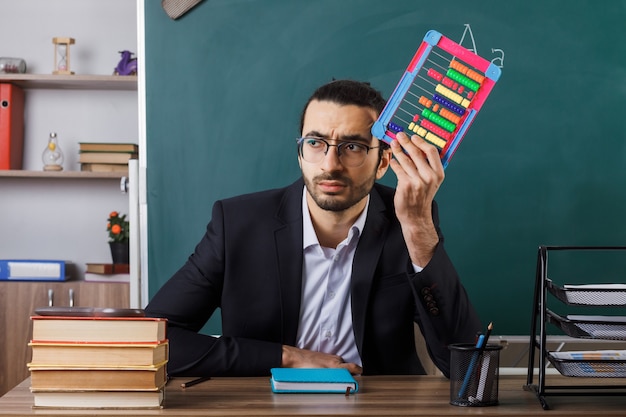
[0,259,67,281]
[270,368,358,394]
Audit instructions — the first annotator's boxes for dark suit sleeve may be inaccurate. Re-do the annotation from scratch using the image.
[410,202,483,378]
[144,201,283,377]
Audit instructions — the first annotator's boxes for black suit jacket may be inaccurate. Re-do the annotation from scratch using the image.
[145,178,482,377]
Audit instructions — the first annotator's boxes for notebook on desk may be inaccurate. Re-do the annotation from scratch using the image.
[270,368,358,394]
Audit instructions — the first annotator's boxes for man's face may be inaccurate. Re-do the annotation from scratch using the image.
[299,100,390,212]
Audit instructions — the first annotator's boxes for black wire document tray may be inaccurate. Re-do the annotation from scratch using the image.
[546,310,626,340]
[547,280,626,306]
[526,246,626,409]
[548,351,626,377]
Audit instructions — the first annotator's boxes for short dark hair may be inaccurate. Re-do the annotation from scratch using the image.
[299,79,387,134]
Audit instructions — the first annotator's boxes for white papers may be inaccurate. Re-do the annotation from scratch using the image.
[560,283,626,305]
[566,315,626,337]
[550,350,626,377]
[551,350,626,360]
[567,315,626,323]
[563,284,626,290]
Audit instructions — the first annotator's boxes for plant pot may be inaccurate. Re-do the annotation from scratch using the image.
[109,242,130,265]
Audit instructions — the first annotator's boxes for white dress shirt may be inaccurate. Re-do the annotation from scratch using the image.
[295,187,368,366]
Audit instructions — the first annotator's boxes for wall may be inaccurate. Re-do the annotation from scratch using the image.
[144,0,626,335]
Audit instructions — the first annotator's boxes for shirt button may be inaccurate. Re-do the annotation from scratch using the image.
[328,291,335,299]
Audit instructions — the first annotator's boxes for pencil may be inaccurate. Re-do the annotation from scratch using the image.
[478,322,493,356]
[181,376,211,388]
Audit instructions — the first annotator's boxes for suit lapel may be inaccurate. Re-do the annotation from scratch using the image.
[351,187,389,353]
[274,180,305,345]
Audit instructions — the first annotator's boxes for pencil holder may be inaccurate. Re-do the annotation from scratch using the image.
[448,343,502,407]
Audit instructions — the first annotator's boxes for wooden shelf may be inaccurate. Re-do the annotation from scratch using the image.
[0,170,127,179]
[0,74,137,90]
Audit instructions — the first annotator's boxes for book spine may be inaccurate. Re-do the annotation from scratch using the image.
[0,260,66,281]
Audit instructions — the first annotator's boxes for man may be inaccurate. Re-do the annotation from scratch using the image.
[145,79,482,378]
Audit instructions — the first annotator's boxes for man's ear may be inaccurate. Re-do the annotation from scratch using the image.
[376,147,392,180]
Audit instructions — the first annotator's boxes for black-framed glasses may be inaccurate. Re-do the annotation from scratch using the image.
[296,137,380,168]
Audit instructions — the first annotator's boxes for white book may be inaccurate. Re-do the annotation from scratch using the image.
[32,389,164,409]
[84,272,130,283]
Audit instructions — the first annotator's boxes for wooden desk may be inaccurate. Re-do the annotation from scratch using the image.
[0,375,624,416]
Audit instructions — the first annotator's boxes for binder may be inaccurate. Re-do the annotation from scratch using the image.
[0,259,68,281]
[0,83,25,170]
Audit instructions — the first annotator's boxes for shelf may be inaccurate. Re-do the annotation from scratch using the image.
[0,170,127,179]
[0,74,137,90]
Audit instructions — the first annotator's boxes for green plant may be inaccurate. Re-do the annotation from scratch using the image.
[107,211,129,243]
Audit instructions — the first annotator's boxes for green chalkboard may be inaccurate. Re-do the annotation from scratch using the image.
[144,0,626,335]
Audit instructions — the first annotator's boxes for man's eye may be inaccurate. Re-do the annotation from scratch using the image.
[306,139,323,148]
[344,143,366,153]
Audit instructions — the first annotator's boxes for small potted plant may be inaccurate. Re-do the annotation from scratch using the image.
[107,211,129,264]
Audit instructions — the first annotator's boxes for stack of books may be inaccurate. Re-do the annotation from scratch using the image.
[28,314,168,409]
[84,262,130,283]
[78,142,138,174]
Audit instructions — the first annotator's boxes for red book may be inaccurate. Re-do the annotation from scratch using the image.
[85,263,130,274]
[0,83,25,170]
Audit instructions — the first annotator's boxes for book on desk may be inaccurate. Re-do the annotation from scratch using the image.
[29,362,167,391]
[31,315,167,343]
[29,340,168,367]
[270,368,359,394]
[31,389,164,409]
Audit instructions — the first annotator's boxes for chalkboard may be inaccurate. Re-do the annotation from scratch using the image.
[144,0,626,335]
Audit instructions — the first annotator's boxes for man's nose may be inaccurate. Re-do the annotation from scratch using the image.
[319,144,343,170]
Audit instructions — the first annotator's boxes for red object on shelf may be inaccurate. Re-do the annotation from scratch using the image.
[0,83,25,170]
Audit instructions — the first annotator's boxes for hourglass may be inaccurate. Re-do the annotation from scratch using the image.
[52,37,75,75]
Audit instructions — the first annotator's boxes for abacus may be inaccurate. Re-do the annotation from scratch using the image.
[371,30,501,169]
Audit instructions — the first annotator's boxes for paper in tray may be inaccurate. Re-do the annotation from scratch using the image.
[566,315,626,338]
[546,310,626,340]
[548,281,626,306]
[548,351,626,377]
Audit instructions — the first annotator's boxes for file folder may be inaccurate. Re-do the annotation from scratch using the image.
[0,83,25,170]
